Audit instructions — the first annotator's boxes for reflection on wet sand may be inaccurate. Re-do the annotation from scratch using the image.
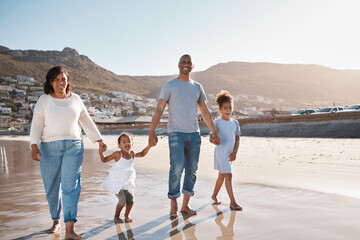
[116,223,134,240]
[212,204,238,240]
[1,145,8,175]
[170,212,197,240]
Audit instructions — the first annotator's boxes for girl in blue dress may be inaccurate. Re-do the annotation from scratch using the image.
[210,90,242,211]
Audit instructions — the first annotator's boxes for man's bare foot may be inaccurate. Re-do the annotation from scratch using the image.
[48,221,61,233]
[114,217,124,224]
[169,211,178,218]
[170,199,178,218]
[124,216,133,223]
[65,232,83,240]
[230,203,243,211]
[211,195,222,205]
[180,205,197,216]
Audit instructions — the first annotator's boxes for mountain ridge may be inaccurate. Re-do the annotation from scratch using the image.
[1,45,359,109]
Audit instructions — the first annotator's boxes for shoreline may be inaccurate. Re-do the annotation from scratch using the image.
[2,117,360,138]
[1,135,359,199]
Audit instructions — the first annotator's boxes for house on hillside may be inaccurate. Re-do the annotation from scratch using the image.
[14,97,26,103]
[1,86,12,94]
[16,89,26,96]
[16,76,34,84]
[0,115,11,123]
[0,107,11,114]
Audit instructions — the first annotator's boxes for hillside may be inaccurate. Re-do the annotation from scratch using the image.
[0,46,168,96]
[191,62,360,108]
[1,45,359,109]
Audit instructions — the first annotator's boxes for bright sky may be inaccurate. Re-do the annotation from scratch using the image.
[0,0,359,76]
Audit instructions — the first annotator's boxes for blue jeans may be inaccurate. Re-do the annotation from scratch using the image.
[40,140,84,223]
[168,132,201,199]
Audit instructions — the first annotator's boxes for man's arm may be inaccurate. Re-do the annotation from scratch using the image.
[198,101,220,145]
[148,99,167,146]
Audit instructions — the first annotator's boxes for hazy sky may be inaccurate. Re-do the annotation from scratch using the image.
[0,0,359,75]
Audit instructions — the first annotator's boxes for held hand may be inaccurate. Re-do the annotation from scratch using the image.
[149,140,157,147]
[31,144,41,161]
[98,140,107,152]
[148,132,158,146]
[209,134,216,144]
[228,152,237,162]
[210,134,221,145]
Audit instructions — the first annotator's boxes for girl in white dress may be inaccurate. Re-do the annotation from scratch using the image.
[210,90,242,211]
[99,132,154,223]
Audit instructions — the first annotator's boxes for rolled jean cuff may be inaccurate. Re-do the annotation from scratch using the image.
[64,218,77,223]
[182,189,194,197]
[168,192,181,199]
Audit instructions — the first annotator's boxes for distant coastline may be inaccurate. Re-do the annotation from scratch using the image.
[3,118,359,138]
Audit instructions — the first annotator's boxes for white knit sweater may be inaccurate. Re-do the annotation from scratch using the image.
[30,93,102,146]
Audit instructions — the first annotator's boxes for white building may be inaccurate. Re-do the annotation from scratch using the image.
[99,95,110,103]
[14,97,26,103]
[16,76,34,84]
[27,96,38,102]
[0,107,12,114]
[1,86,12,93]
[0,115,11,123]
[138,107,146,113]
[82,99,92,106]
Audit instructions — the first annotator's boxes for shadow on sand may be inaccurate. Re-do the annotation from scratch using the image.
[12,203,238,240]
[11,229,60,240]
[101,203,236,240]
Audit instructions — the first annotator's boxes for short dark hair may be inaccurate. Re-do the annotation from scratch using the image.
[43,66,71,94]
[178,54,192,64]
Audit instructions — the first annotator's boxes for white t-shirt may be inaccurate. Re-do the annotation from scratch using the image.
[30,93,102,146]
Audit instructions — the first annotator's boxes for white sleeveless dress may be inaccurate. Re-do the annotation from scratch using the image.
[101,152,136,194]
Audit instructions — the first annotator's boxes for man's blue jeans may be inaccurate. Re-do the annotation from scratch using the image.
[40,140,84,223]
[168,132,201,199]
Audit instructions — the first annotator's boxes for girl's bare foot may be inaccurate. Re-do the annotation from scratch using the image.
[48,220,61,233]
[180,205,197,216]
[211,195,222,205]
[230,203,243,211]
[114,217,124,224]
[124,216,133,223]
[65,232,83,240]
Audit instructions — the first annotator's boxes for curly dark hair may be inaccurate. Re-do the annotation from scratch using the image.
[43,66,71,94]
[215,90,234,108]
[117,132,134,144]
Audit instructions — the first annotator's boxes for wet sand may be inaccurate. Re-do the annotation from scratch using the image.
[0,135,360,239]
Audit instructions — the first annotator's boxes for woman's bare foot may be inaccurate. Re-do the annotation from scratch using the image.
[48,220,61,233]
[211,195,222,205]
[230,202,243,211]
[124,216,133,223]
[114,217,124,224]
[65,232,83,240]
[180,205,197,216]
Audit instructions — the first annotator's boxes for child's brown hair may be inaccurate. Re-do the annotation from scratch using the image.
[215,90,234,108]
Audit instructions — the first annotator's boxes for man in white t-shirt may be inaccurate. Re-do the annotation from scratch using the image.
[149,54,220,218]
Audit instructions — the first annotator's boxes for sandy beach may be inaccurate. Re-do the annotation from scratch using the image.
[1,135,360,239]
